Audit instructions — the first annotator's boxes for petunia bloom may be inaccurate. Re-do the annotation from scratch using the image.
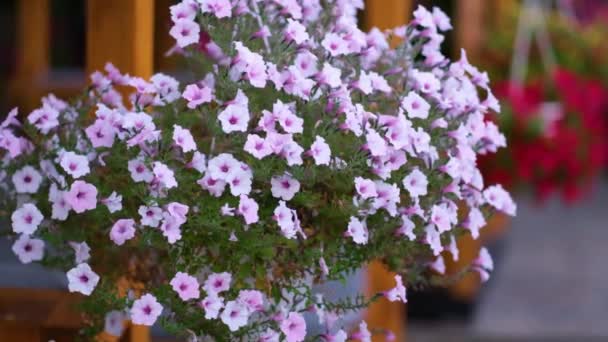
[280,312,306,342]
[203,272,232,295]
[65,180,98,213]
[12,165,43,193]
[12,234,45,264]
[170,272,201,301]
[131,293,163,326]
[11,203,43,235]
[109,219,136,246]
[66,263,100,296]
[271,174,300,201]
[173,125,197,153]
[309,136,331,165]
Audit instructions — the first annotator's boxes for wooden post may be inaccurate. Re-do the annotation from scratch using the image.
[455,0,486,63]
[86,1,155,341]
[363,2,411,341]
[86,0,155,79]
[364,0,411,31]
[15,0,49,81]
[9,0,50,111]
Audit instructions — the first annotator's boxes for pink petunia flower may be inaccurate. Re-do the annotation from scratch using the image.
[284,19,309,45]
[402,168,428,198]
[322,33,348,57]
[274,101,303,134]
[294,51,318,78]
[220,300,250,332]
[238,195,259,224]
[244,134,272,159]
[59,151,90,179]
[27,104,59,134]
[65,180,98,213]
[138,205,163,228]
[11,203,43,235]
[395,216,416,241]
[170,1,197,21]
[49,184,71,220]
[172,125,197,153]
[159,216,183,244]
[197,174,227,197]
[464,207,486,240]
[170,18,200,48]
[182,84,213,109]
[12,234,45,264]
[401,91,430,119]
[207,153,240,180]
[473,247,494,282]
[128,158,154,183]
[260,328,280,342]
[365,129,388,157]
[166,202,189,224]
[222,204,235,216]
[218,104,250,133]
[153,161,178,189]
[200,294,224,319]
[170,272,201,301]
[308,136,331,165]
[12,165,43,193]
[188,151,207,173]
[203,272,232,295]
[85,119,116,148]
[354,177,377,199]
[109,219,136,246]
[131,293,163,326]
[271,174,300,201]
[424,224,443,256]
[66,263,100,296]
[200,0,232,18]
[227,169,252,196]
[102,191,123,213]
[346,216,368,245]
[69,241,91,264]
[315,63,342,88]
[274,201,297,239]
[483,185,517,216]
[351,321,372,342]
[280,312,306,342]
[430,255,446,274]
[430,203,453,233]
[384,275,407,303]
[104,310,126,337]
[237,289,264,312]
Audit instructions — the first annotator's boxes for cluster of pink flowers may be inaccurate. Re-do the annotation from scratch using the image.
[0,1,514,340]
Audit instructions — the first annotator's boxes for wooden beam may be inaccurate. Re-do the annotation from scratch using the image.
[364,0,411,31]
[455,0,486,63]
[86,0,155,78]
[15,0,49,80]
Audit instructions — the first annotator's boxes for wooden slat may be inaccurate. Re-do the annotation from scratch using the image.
[86,0,155,78]
[364,0,411,31]
[365,261,405,342]
[9,0,51,112]
[455,0,486,62]
[15,0,49,80]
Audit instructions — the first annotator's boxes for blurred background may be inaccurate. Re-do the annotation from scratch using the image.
[1,0,607,341]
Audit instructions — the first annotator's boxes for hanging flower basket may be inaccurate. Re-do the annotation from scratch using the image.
[0,2,515,340]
